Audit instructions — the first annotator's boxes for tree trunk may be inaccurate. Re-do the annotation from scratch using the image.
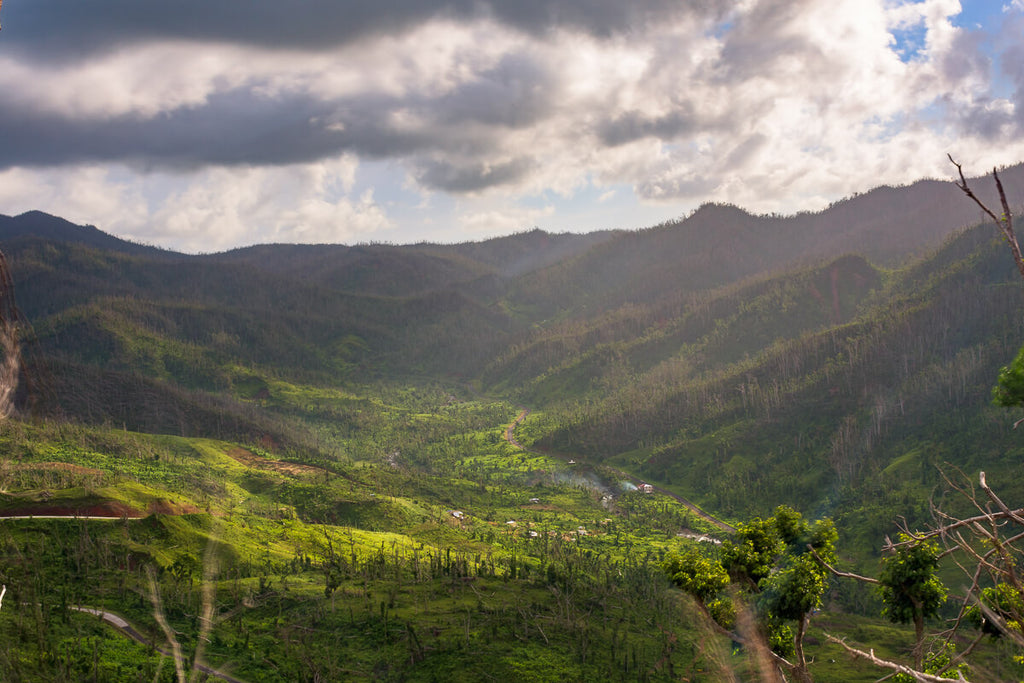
[793,613,814,683]
[913,611,925,671]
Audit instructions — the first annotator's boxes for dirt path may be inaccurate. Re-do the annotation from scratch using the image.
[504,407,734,533]
[505,406,529,449]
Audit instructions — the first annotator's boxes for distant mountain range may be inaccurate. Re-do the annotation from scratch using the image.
[4,162,1024,530]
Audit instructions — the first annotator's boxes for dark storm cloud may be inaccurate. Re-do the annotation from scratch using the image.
[432,53,556,129]
[0,90,424,169]
[711,0,819,82]
[939,29,991,84]
[0,27,562,192]
[942,15,1024,141]
[0,79,539,191]
[412,156,535,192]
[637,173,718,201]
[598,108,699,146]
[5,0,728,62]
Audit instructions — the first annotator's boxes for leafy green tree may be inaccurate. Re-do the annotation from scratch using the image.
[966,582,1024,638]
[663,546,729,604]
[721,514,782,586]
[774,504,806,545]
[821,473,1020,681]
[877,535,948,669]
[666,506,835,682]
[993,346,1024,411]
[892,642,969,683]
[760,518,836,683]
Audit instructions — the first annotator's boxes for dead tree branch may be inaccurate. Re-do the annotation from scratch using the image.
[807,546,879,584]
[948,154,1024,280]
[825,634,970,683]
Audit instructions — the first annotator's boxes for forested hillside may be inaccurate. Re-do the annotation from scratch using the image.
[521,225,1024,533]
[1,166,1023,681]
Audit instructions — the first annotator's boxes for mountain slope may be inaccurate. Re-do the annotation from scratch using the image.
[523,224,1024,532]
[2,172,1024,680]
[4,165,1024,521]
[0,210,168,257]
[503,164,1024,319]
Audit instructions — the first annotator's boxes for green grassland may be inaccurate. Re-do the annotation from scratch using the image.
[0,393,733,681]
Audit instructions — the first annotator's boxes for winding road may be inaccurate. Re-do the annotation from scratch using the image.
[503,407,735,532]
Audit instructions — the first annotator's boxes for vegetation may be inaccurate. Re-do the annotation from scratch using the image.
[1,168,1024,680]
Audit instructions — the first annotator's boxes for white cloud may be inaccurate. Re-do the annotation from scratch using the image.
[456,203,555,240]
[1,0,1021,248]
[0,158,390,253]
[0,165,149,230]
[142,159,390,252]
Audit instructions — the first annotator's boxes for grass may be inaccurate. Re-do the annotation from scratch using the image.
[0,380,1018,681]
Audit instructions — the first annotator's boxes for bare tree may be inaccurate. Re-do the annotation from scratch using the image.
[948,155,1024,281]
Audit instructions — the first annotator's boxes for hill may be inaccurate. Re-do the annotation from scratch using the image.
[2,166,1024,681]
[0,210,169,257]
[503,164,1024,320]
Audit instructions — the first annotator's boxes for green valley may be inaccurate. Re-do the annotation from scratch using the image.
[1,169,1024,681]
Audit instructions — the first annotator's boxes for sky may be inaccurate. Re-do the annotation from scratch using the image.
[1,0,1023,253]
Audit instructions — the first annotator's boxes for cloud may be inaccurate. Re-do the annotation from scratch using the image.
[413,157,536,193]
[144,162,392,251]
[0,158,390,252]
[598,108,700,147]
[5,1,730,62]
[2,0,1023,250]
[457,203,555,239]
[0,166,149,231]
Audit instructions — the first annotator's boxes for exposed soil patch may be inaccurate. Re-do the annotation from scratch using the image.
[0,500,142,518]
[225,447,325,477]
[147,498,201,515]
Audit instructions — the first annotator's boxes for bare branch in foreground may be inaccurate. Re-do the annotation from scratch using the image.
[147,567,187,683]
[825,634,970,683]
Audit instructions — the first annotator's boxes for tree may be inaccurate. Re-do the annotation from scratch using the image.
[993,345,1024,419]
[664,505,835,683]
[877,535,947,670]
[759,517,836,683]
[948,156,1024,421]
[948,155,1024,281]
[822,472,1023,682]
[721,513,783,586]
